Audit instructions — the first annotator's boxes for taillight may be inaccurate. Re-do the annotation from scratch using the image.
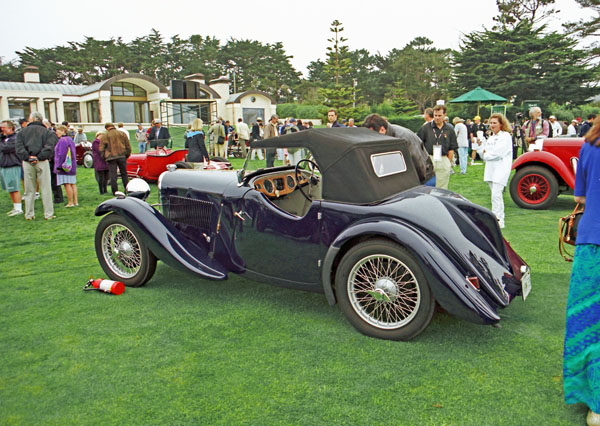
[467,276,480,290]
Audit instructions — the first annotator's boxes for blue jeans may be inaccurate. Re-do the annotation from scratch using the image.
[138,142,147,153]
[458,147,468,174]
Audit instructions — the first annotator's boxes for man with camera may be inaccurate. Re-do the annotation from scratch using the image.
[15,112,58,220]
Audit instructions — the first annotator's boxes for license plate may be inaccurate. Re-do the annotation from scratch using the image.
[521,268,531,301]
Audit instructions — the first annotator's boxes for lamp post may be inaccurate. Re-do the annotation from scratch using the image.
[353,78,357,109]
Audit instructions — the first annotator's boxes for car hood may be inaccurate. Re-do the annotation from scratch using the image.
[159,169,240,197]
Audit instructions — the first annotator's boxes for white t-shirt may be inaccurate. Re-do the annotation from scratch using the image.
[551,121,562,136]
[454,122,469,148]
[118,127,130,141]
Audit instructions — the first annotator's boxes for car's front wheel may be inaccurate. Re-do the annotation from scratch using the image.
[95,214,157,287]
[82,152,93,168]
[509,165,559,209]
[335,239,435,341]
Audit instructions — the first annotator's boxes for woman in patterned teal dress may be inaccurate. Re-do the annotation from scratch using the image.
[564,115,600,426]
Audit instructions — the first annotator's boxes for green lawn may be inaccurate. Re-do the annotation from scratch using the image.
[0,148,585,425]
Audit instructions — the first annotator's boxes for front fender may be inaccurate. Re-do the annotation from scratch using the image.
[95,197,227,280]
[512,151,574,188]
[322,218,500,325]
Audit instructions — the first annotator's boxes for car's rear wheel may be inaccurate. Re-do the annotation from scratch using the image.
[510,166,559,210]
[335,239,435,341]
[210,156,228,163]
[83,152,93,168]
[174,161,193,169]
[95,214,157,287]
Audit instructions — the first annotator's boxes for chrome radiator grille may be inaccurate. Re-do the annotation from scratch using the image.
[166,195,212,231]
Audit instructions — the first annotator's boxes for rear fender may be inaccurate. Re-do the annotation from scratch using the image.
[95,197,227,280]
[322,219,500,325]
[512,151,574,188]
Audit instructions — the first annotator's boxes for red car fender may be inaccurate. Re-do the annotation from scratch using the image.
[512,151,575,189]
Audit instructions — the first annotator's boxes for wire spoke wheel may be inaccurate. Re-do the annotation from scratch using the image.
[102,224,142,278]
[336,240,434,341]
[95,214,157,287]
[348,254,420,329]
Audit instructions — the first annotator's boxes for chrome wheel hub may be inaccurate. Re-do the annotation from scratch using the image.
[529,185,537,194]
[374,277,398,300]
[118,241,134,257]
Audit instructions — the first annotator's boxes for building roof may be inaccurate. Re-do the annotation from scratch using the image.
[0,81,86,95]
[0,73,169,96]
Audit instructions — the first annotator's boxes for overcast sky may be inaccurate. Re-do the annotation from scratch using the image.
[0,0,591,77]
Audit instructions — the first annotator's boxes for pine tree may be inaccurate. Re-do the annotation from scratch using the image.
[319,20,355,117]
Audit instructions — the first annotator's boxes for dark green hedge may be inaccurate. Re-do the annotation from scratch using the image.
[386,115,425,133]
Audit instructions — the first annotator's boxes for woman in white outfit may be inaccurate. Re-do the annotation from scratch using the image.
[473,113,513,229]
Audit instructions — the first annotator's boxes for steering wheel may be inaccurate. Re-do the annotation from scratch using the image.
[294,159,320,201]
[158,146,168,156]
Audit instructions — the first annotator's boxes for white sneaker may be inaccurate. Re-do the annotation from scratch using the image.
[35,192,40,200]
[8,210,23,217]
[7,209,16,215]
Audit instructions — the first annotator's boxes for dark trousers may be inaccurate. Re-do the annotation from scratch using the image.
[95,169,109,194]
[49,159,64,203]
[107,157,129,195]
[266,149,276,167]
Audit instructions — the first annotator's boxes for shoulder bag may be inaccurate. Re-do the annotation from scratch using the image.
[559,203,584,261]
[61,146,73,173]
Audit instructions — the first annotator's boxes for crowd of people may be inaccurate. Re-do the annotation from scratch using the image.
[0,113,134,220]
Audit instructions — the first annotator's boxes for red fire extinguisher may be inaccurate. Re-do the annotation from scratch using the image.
[84,278,125,295]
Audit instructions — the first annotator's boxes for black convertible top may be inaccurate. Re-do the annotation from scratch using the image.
[251,128,421,204]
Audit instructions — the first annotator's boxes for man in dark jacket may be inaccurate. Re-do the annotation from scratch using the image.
[578,114,596,137]
[251,118,262,140]
[416,104,458,190]
[362,113,435,185]
[148,120,170,149]
[0,120,23,216]
[327,109,345,127]
[15,112,57,220]
[100,122,131,194]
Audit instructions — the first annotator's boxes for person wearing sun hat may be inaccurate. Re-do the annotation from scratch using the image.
[549,115,563,136]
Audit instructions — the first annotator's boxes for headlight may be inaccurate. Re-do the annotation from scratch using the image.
[126,178,151,201]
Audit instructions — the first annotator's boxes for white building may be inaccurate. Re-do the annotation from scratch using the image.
[0,66,276,130]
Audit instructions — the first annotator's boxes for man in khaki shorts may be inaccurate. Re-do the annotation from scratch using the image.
[416,104,458,189]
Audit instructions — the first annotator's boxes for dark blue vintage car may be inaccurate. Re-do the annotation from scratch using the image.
[94,128,530,340]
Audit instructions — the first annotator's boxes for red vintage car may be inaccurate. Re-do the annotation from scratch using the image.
[509,137,584,209]
[76,142,93,168]
[126,148,232,182]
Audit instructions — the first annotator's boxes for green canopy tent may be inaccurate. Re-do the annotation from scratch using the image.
[449,87,507,116]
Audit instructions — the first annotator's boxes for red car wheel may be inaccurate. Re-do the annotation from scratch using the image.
[509,166,559,210]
